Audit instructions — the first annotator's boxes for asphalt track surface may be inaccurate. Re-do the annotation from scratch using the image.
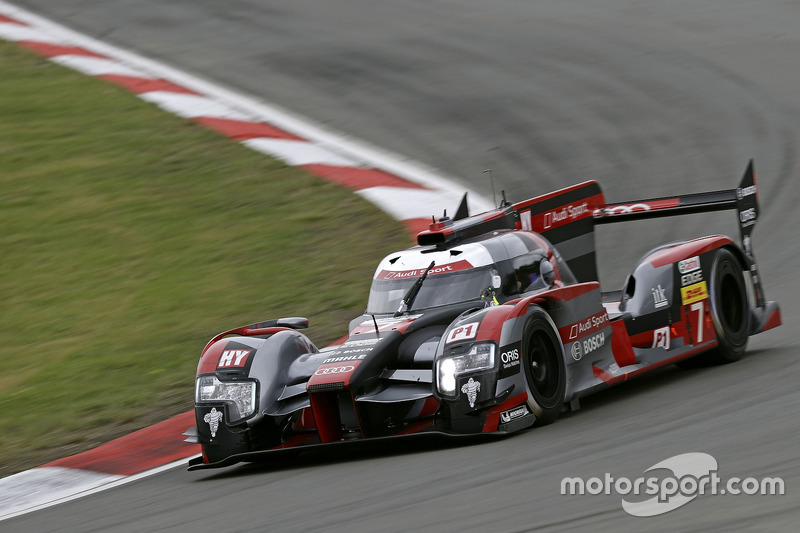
[6,1,800,531]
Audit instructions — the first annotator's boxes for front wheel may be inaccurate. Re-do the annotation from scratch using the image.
[521,308,566,426]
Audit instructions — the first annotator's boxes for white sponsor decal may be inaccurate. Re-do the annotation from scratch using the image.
[652,326,670,350]
[461,377,481,408]
[651,284,669,309]
[544,202,590,229]
[737,185,756,200]
[677,256,700,274]
[314,365,355,376]
[500,348,520,369]
[500,404,529,423]
[323,354,368,363]
[446,322,479,344]
[681,271,703,287]
[604,203,652,215]
[203,407,223,438]
[561,453,785,517]
[571,342,583,361]
[521,210,532,231]
[740,208,756,225]
[582,333,605,355]
[218,349,251,368]
[569,312,609,340]
[342,338,381,347]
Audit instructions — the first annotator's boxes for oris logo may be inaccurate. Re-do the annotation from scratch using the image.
[501,348,520,364]
[314,365,355,376]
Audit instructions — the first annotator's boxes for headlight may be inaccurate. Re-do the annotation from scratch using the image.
[436,343,495,397]
[195,376,257,421]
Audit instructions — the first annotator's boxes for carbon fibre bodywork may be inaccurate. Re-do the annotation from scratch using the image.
[188,161,780,469]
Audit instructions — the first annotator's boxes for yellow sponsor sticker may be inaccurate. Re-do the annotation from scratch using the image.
[681,281,708,305]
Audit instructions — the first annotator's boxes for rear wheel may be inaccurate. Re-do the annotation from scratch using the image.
[707,248,749,363]
[521,309,566,426]
[678,248,749,368]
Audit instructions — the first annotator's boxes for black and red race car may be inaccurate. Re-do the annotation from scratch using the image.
[187,161,780,469]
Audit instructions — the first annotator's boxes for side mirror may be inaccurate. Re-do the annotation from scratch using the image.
[249,317,309,330]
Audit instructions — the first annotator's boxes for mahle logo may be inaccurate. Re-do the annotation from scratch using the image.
[561,453,785,517]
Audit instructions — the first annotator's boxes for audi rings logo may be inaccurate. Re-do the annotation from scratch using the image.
[605,203,652,215]
[314,365,355,376]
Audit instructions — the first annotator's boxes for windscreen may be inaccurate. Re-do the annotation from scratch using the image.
[366,266,495,315]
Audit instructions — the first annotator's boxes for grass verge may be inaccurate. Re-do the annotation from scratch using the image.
[0,41,411,476]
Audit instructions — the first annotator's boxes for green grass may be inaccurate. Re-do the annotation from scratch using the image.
[0,41,411,476]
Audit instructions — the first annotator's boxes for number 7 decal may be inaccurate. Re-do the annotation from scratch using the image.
[690,301,704,343]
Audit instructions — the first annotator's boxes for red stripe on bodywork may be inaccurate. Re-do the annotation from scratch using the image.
[483,393,528,432]
[513,181,603,211]
[18,40,107,58]
[648,236,732,268]
[593,341,719,386]
[509,282,600,319]
[194,116,304,140]
[610,320,636,367]
[42,411,198,475]
[300,164,427,190]
[524,193,606,233]
[99,74,199,95]
[761,308,782,332]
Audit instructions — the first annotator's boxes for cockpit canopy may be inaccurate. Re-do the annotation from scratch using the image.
[366,232,576,315]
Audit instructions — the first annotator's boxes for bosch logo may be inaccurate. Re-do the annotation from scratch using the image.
[582,333,605,355]
[571,342,583,361]
[314,365,355,376]
[501,349,519,364]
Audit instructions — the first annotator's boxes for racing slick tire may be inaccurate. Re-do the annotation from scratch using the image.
[707,248,750,363]
[677,248,749,368]
[521,308,566,426]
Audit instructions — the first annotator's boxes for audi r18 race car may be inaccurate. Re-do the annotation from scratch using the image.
[187,161,780,469]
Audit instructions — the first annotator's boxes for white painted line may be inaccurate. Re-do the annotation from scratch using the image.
[356,187,470,220]
[0,1,494,214]
[0,21,64,42]
[0,467,123,520]
[243,138,363,167]
[50,55,146,77]
[0,456,194,522]
[138,91,252,121]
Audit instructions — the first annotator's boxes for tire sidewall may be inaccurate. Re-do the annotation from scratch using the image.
[709,248,749,361]
[521,308,566,425]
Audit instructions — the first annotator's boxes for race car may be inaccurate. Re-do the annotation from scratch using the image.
[186,160,780,469]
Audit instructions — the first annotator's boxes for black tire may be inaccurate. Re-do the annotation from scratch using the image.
[707,248,749,363]
[521,308,566,426]
[677,248,749,368]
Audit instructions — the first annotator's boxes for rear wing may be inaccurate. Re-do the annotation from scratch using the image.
[511,161,764,304]
[592,160,764,305]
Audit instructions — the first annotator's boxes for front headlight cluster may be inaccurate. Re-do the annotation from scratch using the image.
[195,376,257,421]
[436,342,495,396]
